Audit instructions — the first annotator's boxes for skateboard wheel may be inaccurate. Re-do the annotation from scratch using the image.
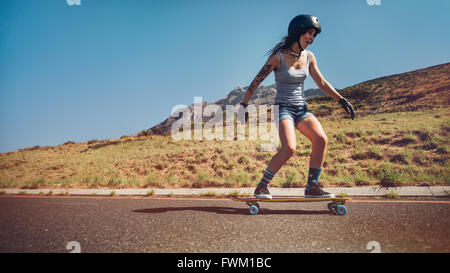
[336,205,348,215]
[249,205,259,215]
[327,202,336,211]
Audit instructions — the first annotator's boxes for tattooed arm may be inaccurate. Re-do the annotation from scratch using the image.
[242,54,280,105]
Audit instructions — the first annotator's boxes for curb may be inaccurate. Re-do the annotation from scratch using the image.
[1,186,449,197]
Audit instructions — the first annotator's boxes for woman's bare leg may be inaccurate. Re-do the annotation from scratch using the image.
[296,116,328,168]
[295,115,334,197]
[254,119,297,198]
[266,119,297,173]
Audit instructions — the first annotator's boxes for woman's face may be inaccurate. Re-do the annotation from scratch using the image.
[299,28,317,49]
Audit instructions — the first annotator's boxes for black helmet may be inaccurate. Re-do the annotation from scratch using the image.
[288,14,321,39]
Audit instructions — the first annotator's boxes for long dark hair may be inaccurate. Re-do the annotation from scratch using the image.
[265,35,298,57]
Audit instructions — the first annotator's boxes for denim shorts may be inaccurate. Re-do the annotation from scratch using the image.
[276,103,314,126]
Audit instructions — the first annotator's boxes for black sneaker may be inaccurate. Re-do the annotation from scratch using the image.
[254,183,272,199]
[305,185,335,198]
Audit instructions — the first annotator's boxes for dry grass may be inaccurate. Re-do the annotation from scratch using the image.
[0,108,449,189]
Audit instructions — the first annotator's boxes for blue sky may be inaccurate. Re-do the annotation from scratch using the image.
[0,0,449,153]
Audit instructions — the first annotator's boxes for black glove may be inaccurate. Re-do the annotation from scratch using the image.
[338,98,355,120]
[240,102,249,122]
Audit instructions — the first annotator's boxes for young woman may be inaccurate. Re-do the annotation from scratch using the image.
[240,14,355,199]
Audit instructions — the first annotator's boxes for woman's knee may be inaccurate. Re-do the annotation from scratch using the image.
[281,145,296,157]
[312,134,328,147]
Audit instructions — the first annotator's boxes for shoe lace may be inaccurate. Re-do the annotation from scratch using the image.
[309,185,327,195]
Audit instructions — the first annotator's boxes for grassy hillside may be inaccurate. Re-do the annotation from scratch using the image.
[0,63,449,189]
[0,108,448,189]
[312,63,450,118]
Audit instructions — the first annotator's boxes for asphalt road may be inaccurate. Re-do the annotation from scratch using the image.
[0,195,449,253]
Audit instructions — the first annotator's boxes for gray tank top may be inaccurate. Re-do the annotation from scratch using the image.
[274,50,310,106]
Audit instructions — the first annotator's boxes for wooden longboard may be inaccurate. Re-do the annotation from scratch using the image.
[231,196,351,203]
[230,196,351,215]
